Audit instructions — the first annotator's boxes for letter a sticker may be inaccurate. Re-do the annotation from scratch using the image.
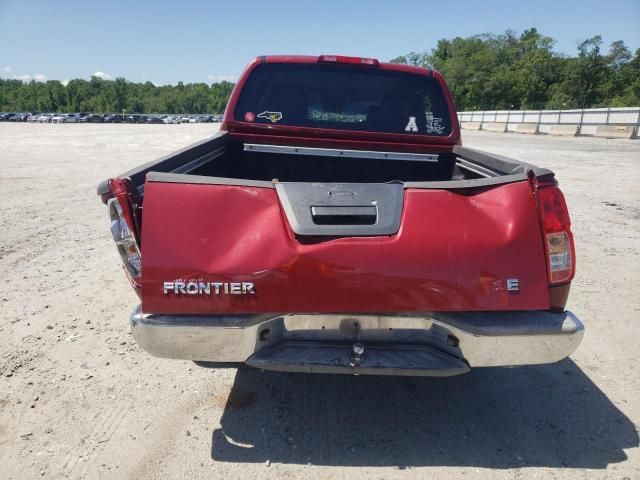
[405,116,418,132]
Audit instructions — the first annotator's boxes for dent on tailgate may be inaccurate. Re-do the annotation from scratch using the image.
[140,179,549,314]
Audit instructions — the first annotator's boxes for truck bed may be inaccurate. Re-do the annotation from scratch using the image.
[98,131,553,202]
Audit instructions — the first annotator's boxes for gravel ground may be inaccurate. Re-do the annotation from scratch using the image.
[0,123,638,480]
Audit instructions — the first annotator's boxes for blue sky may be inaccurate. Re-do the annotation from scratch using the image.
[1,0,639,85]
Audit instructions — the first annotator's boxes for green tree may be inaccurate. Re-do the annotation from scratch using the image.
[390,29,635,110]
[113,78,128,112]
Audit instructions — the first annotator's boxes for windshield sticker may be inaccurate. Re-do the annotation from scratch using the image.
[425,117,445,135]
[405,116,418,132]
[257,111,283,123]
[244,111,255,122]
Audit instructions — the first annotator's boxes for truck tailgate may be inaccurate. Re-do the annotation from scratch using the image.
[140,177,550,314]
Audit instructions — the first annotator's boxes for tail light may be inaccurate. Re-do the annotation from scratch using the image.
[537,186,575,284]
[108,197,141,282]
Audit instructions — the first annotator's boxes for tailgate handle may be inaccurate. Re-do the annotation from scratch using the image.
[311,206,377,225]
[276,183,403,236]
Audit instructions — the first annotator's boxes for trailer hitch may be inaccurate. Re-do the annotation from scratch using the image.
[350,342,366,367]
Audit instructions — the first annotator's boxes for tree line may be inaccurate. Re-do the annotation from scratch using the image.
[1,29,639,114]
[0,77,234,114]
[391,29,640,111]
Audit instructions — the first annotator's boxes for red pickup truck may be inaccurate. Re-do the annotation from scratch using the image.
[98,55,583,376]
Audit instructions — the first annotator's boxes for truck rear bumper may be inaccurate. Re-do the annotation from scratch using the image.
[130,306,583,376]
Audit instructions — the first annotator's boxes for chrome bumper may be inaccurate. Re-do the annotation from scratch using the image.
[130,306,584,376]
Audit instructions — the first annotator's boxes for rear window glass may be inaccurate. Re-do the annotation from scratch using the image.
[234,63,452,136]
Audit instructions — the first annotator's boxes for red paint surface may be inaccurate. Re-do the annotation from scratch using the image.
[140,180,550,314]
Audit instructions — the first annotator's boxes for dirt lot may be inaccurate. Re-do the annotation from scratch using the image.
[0,123,638,479]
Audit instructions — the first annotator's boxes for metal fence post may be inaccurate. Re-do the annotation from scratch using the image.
[636,108,640,137]
[605,107,611,125]
[538,109,542,131]
[481,110,485,125]
[578,108,585,134]
[558,109,562,124]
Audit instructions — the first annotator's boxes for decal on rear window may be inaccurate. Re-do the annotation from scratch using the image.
[425,117,445,135]
[244,111,255,122]
[257,111,283,123]
[405,116,418,132]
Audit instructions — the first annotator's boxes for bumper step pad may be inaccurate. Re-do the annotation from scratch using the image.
[246,342,470,376]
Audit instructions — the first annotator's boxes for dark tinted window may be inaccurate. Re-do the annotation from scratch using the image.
[234,63,452,136]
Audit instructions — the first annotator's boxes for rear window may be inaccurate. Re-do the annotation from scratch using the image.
[234,63,452,136]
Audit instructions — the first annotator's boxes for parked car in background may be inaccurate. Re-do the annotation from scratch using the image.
[79,114,104,123]
[52,114,78,123]
[9,112,27,121]
[5,111,234,124]
[104,114,123,123]
[125,114,145,123]
[37,113,54,123]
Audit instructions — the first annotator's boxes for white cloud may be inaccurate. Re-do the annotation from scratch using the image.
[61,80,69,87]
[4,72,47,82]
[1,67,47,82]
[207,74,236,83]
[93,71,113,80]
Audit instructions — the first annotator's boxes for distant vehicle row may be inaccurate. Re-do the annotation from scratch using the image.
[0,112,223,124]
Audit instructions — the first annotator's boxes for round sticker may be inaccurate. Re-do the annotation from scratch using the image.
[244,112,255,122]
